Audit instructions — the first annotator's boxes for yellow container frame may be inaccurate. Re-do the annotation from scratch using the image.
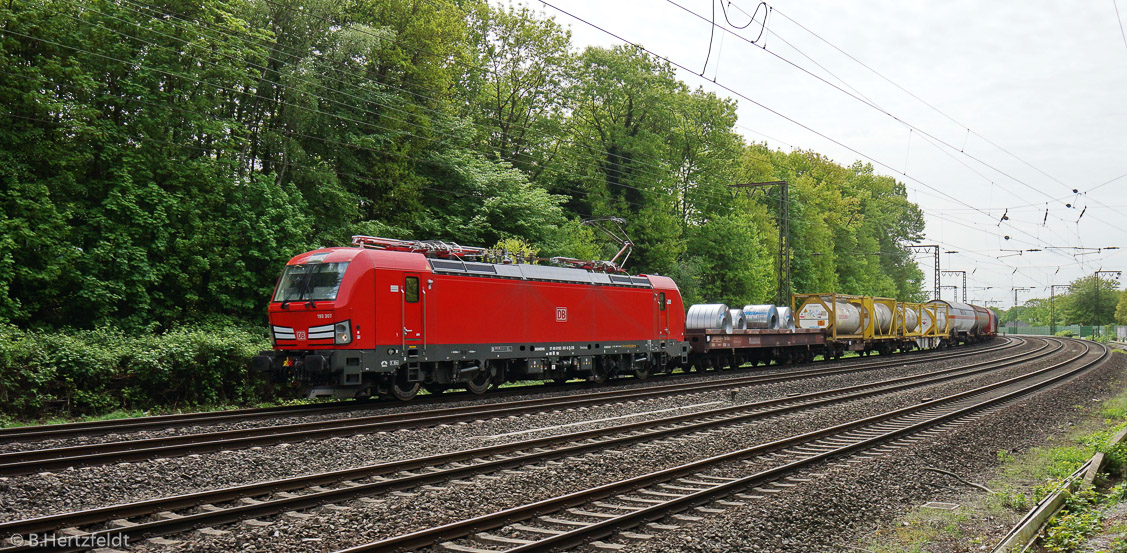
[921,302,950,337]
[794,293,894,341]
[897,301,924,338]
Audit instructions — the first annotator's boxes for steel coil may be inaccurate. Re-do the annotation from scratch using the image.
[743,304,779,329]
[729,309,747,330]
[686,303,733,333]
[776,306,795,329]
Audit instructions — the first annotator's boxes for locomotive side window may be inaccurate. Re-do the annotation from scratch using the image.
[273,262,350,302]
[659,292,666,311]
[405,276,420,303]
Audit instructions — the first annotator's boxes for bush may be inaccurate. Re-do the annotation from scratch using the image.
[0,324,273,419]
[1056,330,1076,337]
[1043,509,1103,553]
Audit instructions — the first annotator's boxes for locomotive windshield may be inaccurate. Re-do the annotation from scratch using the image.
[272,262,350,302]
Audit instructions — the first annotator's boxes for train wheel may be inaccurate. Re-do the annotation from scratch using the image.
[465,372,492,395]
[591,357,616,383]
[633,366,651,380]
[392,377,420,401]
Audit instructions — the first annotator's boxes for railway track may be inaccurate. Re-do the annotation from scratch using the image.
[0,337,1064,550]
[0,339,1024,476]
[337,338,1107,553]
[0,339,1015,444]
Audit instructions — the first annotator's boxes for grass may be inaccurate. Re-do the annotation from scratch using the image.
[0,397,325,429]
[862,508,978,553]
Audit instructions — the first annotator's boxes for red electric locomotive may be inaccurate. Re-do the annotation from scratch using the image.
[252,236,689,399]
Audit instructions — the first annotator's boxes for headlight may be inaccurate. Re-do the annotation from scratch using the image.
[335,320,352,345]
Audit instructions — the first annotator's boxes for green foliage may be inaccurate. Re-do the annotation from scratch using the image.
[683,213,774,306]
[1000,298,1054,327]
[1043,508,1104,553]
[491,237,540,264]
[988,485,1030,512]
[0,0,930,337]
[464,2,573,177]
[1061,275,1121,326]
[0,324,274,418]
[1041,483,1127,553]
[1104,398,1127,421]
[1088,426,1127,476]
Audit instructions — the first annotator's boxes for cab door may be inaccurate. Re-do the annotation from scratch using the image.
[402,273,424,347]
[656,291,669,338]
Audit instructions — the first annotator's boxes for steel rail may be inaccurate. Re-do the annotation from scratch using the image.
[0,339,1014,443]
[0,340,1022,475]
[332,339,1106,553]
[0,338,1051,547]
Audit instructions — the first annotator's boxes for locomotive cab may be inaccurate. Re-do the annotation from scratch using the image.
[253,248,383,398]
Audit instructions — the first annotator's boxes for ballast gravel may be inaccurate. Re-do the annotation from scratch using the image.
[0,339,1032,522]
[614,343,1126,553]
[98,337,1104,553]
[0,340,1020,455]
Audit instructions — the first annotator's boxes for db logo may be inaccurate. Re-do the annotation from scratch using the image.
[296,331,307,340]
[555,307,568,322]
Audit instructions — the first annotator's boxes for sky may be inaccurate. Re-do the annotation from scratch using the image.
[495,0,1127,308]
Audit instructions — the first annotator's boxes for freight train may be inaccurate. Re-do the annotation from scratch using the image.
[251,236,997,400]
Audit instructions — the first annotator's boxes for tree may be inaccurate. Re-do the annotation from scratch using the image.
[682,214,774,307]
[1115,289,1127,325]
[0,0,936,331]
[1000,298,1051,327]
[1061,275,1121,326]
[558,45,684,276]
[464,3,573,179]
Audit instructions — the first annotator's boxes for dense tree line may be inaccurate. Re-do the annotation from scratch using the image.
[0,0,927,331]
[1000,275,1127,328]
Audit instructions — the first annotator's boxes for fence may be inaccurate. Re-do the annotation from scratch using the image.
[999,324,1119,337]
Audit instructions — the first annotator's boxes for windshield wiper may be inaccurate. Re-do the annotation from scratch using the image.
[297,268,317,309]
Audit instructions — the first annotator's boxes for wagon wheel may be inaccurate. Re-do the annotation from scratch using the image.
[391,374,420,401]
[591,358,615,384]
[464,371,493,395]
[423,383,448,395]
[591,368,610,384]
[633,365,651,380]
[728,356,740,371]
